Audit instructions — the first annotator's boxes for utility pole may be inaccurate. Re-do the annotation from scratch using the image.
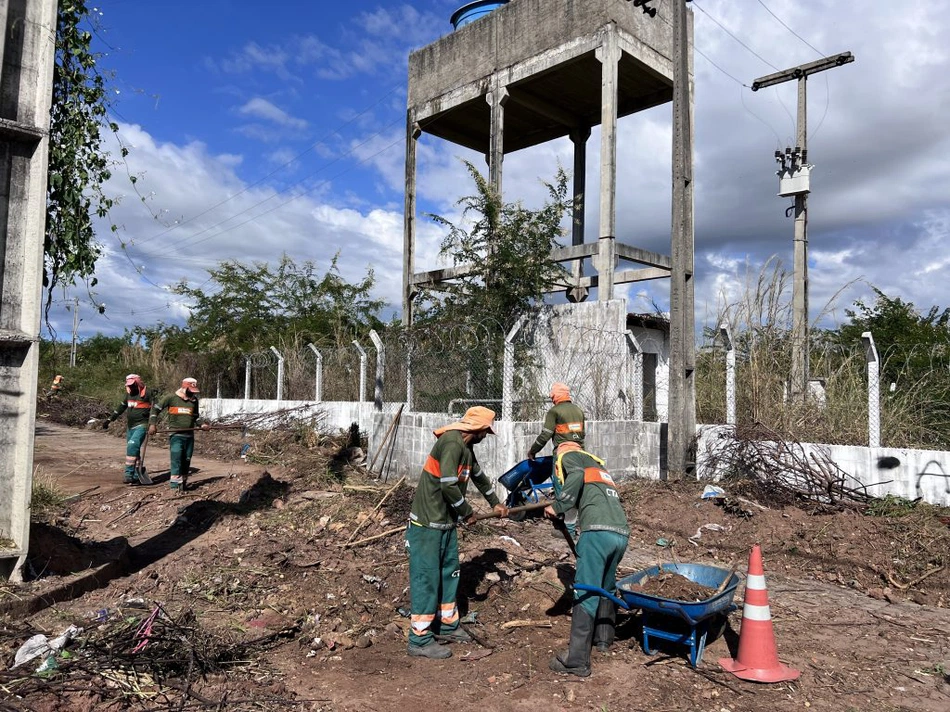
[69,297,79,368]
[752,51,854,402]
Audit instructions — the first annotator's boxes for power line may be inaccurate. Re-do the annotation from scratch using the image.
[754,0,826,57]
[691,0,781,72]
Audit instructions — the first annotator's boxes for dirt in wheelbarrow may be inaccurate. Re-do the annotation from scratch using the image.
[623,571,717,602]
[2,421,949,712]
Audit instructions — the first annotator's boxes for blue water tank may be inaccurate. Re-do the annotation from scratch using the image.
[450,1,509,30]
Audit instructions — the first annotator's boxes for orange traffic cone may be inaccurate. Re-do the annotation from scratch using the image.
[719,544,800,683]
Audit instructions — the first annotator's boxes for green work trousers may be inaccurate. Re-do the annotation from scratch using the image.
[406,524,461,647]
[169,433,195,487]
[573,530,628,617]
[124,425,148,481]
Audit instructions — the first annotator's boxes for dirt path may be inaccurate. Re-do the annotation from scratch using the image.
[3,422,949,711]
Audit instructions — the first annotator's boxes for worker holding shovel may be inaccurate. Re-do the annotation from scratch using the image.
[103,374,156,485]
[544,444,628,677]
[406,406,507,660]
[148,377,208,491]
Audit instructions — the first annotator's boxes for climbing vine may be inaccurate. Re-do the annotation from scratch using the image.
[45,0,115,317]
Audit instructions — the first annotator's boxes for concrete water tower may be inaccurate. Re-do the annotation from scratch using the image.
[402,0,696,474]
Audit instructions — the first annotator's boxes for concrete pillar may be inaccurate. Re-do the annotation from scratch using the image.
[568,127,591,303]
[486,83,509,195]
[502,318,526,421]
[269,347,284,404]
[353,340,367,403]
[244,357,251,401]
[0,0,59,581]
[307,343,323,401]
[626,331,644,422]
[595,27,620,301]
[370,329,384,412]
[862,331,880,448]
[667,2,696,478]
[402,117,420,326]
[719,324,736,426]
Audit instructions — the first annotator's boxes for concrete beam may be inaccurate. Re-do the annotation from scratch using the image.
[508,88,583,128]
[615,243,672,269]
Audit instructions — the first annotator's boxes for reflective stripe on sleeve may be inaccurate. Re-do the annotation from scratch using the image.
[451,497,465,509]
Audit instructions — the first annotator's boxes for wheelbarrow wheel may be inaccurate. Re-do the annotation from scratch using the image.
[506,491,528,521]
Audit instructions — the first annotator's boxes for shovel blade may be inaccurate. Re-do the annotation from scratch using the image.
[136,467,153,485]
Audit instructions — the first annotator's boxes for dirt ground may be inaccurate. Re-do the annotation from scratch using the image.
[2,419,949,712]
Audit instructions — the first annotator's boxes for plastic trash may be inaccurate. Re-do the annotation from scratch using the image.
[460,611,478,624]
[701,485,726,499]
[11,624,82,669]
[499,535,522,548]
[688,523,728,546]
[655,538,670,547]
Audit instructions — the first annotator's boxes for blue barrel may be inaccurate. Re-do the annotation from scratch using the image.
[450,1,509,30]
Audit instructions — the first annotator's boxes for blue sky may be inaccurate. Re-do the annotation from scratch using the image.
[47,0,950,344]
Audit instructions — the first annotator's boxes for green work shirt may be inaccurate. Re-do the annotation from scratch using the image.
[552,450,629,537]
[410,430,500,530]
[109,388,156,429]
[528,401,585,457]
[150,391,202,432]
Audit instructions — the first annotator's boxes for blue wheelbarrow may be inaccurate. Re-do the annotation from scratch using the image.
[575,563,740,668]
[498,456,554,520]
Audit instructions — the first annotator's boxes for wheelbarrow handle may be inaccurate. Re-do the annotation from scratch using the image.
[657,600,698,627]
[572,583,630,610]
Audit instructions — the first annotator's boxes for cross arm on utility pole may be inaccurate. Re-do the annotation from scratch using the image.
[751,52,854,91]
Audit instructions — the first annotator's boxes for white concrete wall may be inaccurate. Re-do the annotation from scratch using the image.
[694,426,950,507]
[203,398,950,507]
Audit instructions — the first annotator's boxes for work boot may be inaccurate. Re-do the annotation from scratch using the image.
[435,626,472,643]
[407,640,452,659]
[549,606,594,677]
[593,598,617,653]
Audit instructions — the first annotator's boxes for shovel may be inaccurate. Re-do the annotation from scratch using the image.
[136,430,153,485]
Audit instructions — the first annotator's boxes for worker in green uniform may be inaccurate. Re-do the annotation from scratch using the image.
[406,406,507,659]
[103,374,156,484]
[545,444,629,677]
[148,377,209,491]
[528,382,585,535]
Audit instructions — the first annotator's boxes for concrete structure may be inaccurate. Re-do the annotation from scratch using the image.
[402,0,695,475]
[0,0,59,580]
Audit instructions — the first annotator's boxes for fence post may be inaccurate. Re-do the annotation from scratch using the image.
[625,331,644,421]
[406,340,414,412]
[503,318,526,421]
[244,356,251,402]
[307,343,323,402]
[719,323,736,426]
[353,340,367,403]
[862,331,880,448]
[370,330,384,412]
[269,346,284,404]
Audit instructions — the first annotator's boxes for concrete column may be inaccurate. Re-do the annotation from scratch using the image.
[352,340,367,403]
[307,343,323,402]
[486,84,509,195]
[502,318,526,421]
[595,28,620,301]
[269,347,284,404]
[0,0,59,581]
[719,324,736,426]
[626,331,644,422]
[402,116,421,326]
[667,2,697,478]
[244,357,251,401]
[862,331,880,448]
[370,329,384,412]
[568,127,591,303]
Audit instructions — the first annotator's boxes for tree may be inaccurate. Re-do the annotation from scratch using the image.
[835,287,950,385]
[45,0,116,315]
[169,253,384,356]
[415,161,571,329]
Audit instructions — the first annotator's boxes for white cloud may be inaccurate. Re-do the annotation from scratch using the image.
[238,97,308,130]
